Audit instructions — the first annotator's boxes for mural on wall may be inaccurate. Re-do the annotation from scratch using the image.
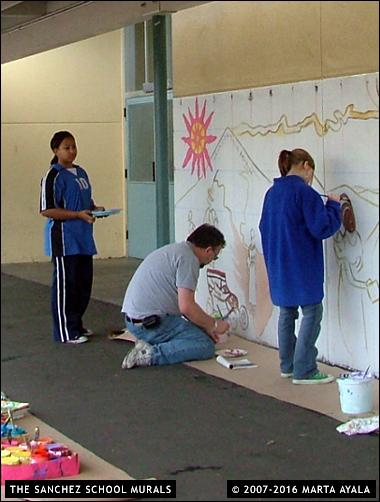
[174,73,379,375]
[206,267,250,332]
[181,97,217,178]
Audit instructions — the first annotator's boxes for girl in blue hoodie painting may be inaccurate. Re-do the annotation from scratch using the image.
[259,149,341,385]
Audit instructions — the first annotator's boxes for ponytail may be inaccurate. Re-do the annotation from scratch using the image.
[278,148,315,176]
[278,150,292,176]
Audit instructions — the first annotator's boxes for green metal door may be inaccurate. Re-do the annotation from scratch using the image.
[126,95,174,259]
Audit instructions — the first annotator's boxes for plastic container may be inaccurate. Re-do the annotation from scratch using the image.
[1,451,79,483]
[217,332,229,344]
[337,372,375,414]
[213,313,229,343]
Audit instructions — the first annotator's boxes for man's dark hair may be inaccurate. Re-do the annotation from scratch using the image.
[187,224,226,249]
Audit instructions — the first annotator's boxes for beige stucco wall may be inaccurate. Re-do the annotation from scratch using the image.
[1,2,378,264]
[172,1,379,96]
[1,30,126,263]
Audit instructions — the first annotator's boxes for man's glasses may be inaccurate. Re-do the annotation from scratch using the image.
[211,249,219,261]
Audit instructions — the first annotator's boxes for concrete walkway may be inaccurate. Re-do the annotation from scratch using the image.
[1,259,379,501]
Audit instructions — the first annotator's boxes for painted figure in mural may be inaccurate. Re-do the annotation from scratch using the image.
[121,224,230,369]
[40,131,104,344]
[332,188,379,369]
[247,228,257,308]
[259,149,342,384]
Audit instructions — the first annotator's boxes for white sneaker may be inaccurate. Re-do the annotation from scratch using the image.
[135,339,151,350]
[81,328,94,337]
[281,372,293,378]
[121,339,153,369]
[67,335,88,345]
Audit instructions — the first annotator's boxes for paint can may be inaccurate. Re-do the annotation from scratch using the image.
[213,312,229,343]
[337,372,375,414]
[217,332,229,343]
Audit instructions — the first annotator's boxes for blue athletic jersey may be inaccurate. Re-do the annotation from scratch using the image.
[40,163,97,257]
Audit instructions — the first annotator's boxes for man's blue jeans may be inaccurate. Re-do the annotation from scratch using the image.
[278,302,323,379]
[126,315,215,365]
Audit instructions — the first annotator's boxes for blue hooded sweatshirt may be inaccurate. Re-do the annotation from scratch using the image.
[259,175,341,307]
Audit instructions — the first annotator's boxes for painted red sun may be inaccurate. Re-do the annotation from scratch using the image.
[182,98,217,178]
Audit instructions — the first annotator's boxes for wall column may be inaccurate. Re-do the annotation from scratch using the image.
[153,14,170,247]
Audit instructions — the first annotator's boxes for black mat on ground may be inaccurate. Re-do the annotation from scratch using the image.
[1,273,379,501]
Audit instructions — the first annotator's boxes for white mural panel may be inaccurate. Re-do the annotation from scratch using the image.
[174,74,379,375]
[323,74,379,374]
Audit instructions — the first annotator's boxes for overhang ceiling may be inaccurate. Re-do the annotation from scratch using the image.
[1,1,212,64]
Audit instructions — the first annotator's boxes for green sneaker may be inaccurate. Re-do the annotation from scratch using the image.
[293,372,334,385]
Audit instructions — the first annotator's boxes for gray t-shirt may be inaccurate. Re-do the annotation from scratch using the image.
[122,241,200,318]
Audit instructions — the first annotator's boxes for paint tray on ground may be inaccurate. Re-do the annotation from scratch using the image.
[1,397,29,420]
[1,443,80,483]
[215,348,248,359]
[1,424,80,483]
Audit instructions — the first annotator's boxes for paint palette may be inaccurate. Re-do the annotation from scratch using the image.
[340,194,356,233]
[1,444,79,483]
[92,208,122,217]
[215,349,248,359]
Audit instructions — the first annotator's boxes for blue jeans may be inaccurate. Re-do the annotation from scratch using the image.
[278,303,323,379]
[125,315,216,365]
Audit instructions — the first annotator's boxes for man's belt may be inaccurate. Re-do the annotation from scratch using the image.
[125,315,143,324]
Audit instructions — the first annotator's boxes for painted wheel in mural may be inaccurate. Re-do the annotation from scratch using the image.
[239,305,249,330]
[228,310,239,331]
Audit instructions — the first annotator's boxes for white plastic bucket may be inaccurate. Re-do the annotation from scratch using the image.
[337,372,374,414]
